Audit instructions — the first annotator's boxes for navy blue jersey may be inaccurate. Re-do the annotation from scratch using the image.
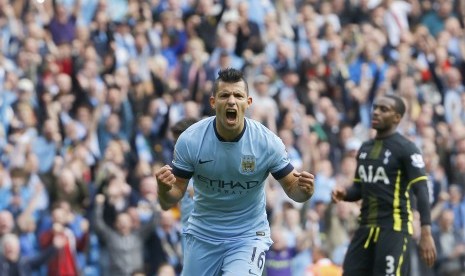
[354,132,428,234]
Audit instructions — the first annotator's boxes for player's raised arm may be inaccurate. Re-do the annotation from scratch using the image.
[155,165,189,210]
[277,169,315,202]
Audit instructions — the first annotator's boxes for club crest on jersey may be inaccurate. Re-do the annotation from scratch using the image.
[383,149,391,164]
[410,153,425,168]
[241,155,256,174]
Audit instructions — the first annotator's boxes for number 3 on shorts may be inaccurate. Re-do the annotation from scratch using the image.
[251,247,266,270]
[385,255,395,276]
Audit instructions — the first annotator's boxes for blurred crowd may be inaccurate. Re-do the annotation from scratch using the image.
[1,0,465,275]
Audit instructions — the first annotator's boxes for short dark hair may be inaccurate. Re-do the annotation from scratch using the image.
[9,167,29,179]
[170,117,199,138]
[212,68,249,96]
[384,94,406,117]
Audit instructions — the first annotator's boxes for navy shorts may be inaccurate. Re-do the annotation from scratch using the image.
[343,226,412,276]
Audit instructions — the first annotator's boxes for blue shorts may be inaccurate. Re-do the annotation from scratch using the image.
[182,233,272,276]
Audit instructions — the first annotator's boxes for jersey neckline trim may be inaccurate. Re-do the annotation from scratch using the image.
[213,118,247,142]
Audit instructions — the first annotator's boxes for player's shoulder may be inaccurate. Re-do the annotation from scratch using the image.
[390,132,419,150]
[382,132,422,158]
[244,118,281,142]
[359,132,418,150]
[245,117,276,136]
[179,117,213,135]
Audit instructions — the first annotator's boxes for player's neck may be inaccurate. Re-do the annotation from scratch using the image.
[375,127,397,139]
[216,127,244,141]
[214,118,246,142]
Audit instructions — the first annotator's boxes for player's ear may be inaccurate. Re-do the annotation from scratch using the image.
[393,113,402,124]
[247,96,252,106]
[209,95,216,109]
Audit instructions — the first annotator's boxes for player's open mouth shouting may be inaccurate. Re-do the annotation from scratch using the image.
[226,109,237,125]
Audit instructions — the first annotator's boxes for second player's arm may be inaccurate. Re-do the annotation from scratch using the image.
[412,180,437,267]
[278,169,315,203]
[332,182,362,203]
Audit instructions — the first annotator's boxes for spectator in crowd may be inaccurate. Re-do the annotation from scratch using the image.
[310,159,336,207]
[129,174,159,225]
[191,0,226,54]
[433,209,465,276]
[5,167,36,219]
[323,201,359,266]
[31,118,61,176]
[305,245,342,276]
[265,225,298,276]
[235,1,261,58]
[421,0,457,37]
[17,213,40,260]
[47,0,80,46]
[441,184,465,235]
[146,209,183,275]
[0,210,15,253]
[0,232,66,275]
[46,167,89,214]
[38,203,86,276]
[249,74,279,133]
[176,37,209,103]
[266,223,312,276]
[93,193,159,276]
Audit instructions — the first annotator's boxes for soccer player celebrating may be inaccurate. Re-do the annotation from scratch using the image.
[155,68,315,276]
[332,94,437,275]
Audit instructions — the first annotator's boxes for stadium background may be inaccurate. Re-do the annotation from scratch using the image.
[0,0,464,275]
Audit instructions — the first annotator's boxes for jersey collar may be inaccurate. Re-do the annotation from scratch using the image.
[213,118,247,142]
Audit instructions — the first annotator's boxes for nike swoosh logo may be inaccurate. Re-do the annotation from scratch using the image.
[248,269,259,275]
[198,159,214,164]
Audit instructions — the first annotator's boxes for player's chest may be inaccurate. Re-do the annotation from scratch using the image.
[357,146,401,185]
[195,141,267,176]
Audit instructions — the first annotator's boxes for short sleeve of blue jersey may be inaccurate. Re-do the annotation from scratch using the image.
[268,133,294,180]
[171,132,195,179]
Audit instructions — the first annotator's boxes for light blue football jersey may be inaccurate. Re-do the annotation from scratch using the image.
[180,179,194,228]
[172,117,293,242]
